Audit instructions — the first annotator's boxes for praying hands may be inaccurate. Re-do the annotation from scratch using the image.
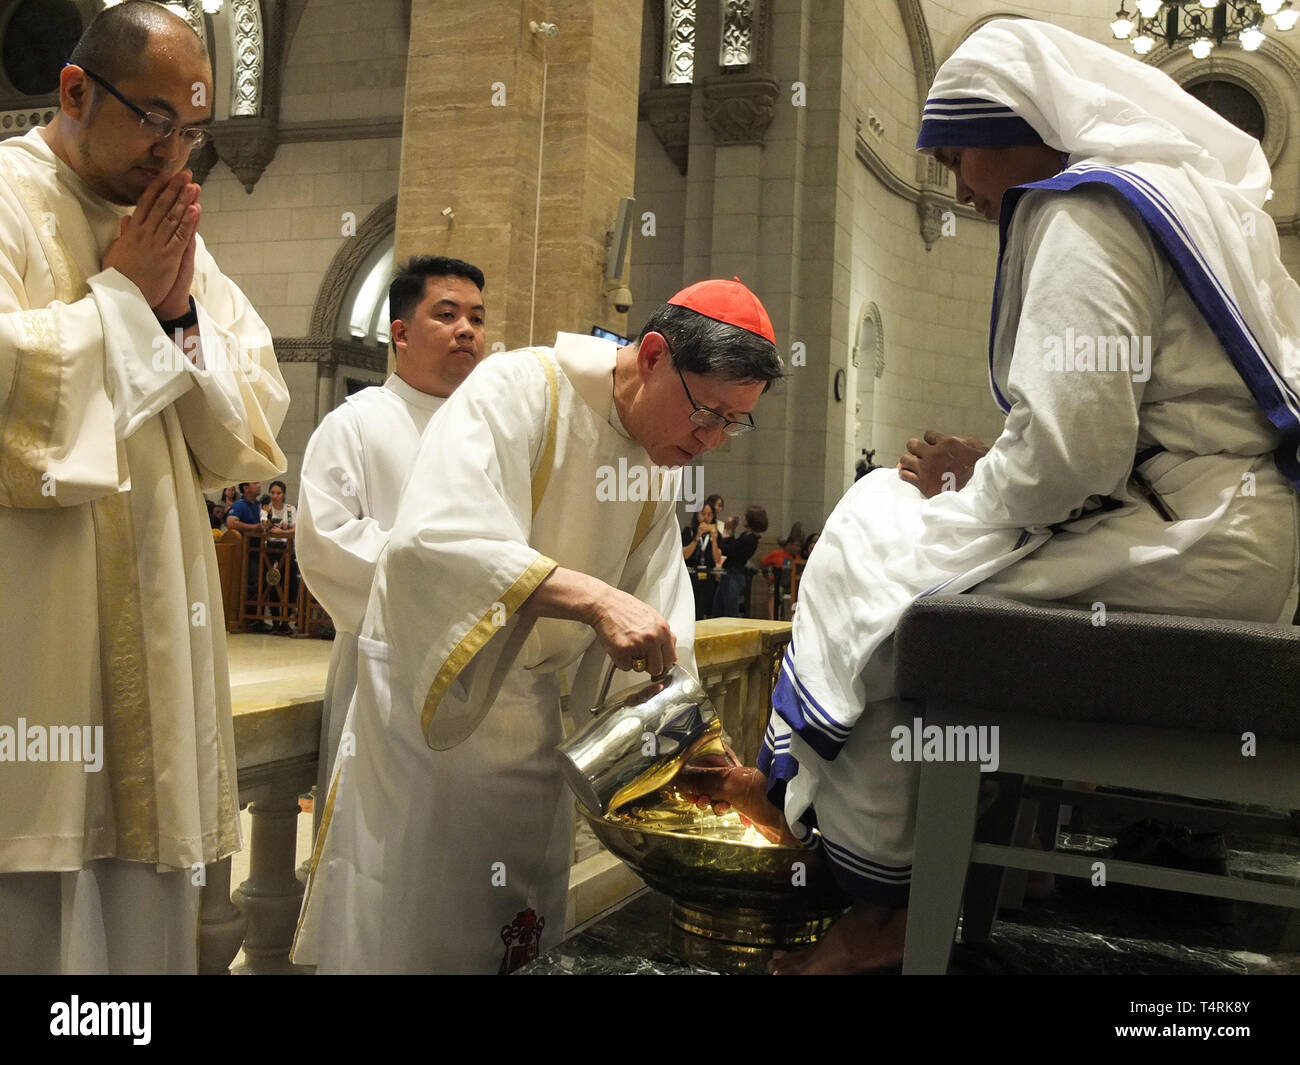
[101,168,201,320]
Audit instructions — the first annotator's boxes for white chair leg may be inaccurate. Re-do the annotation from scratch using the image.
[904,757,983,974]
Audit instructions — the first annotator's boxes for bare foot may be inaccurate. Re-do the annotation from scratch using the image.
[674,762,799,846]
[769,903,907,974]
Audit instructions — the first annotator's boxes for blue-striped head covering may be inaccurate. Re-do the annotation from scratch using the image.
[916,96,1043,150]
[913,19,1300,493]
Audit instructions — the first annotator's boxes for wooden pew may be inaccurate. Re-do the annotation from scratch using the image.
[214,528,244,633]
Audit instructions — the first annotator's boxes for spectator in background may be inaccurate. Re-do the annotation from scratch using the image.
[682,500,723,619]
[260,479,296,631]
[759,535,799,571]
[801,532,820,560]
[263,480,296,530]
[713,504,768,617]
[225,481,267,533]
[704,493,725,529]
[209,485,238,531]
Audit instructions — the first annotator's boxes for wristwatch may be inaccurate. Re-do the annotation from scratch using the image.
[158,296,198,332]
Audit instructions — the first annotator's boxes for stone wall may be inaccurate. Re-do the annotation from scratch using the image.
[199,0,408,499]
[629,0,1300,540]
[201,138,402,339]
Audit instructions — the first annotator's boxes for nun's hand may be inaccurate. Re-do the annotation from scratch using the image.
[897,430,988,498]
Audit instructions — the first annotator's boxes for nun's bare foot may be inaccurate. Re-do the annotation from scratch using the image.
[768,903,907,974]
[675,760,800,847]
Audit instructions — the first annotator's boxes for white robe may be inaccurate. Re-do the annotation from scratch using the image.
[294,374,446,826]
[293,333,697,973]
[0,128,287,971]
[761,188,1299,904]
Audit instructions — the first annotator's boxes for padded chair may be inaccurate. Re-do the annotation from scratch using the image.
[894,594,1300,974]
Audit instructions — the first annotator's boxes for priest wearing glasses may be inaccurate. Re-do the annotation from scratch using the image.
[293,279,783,974]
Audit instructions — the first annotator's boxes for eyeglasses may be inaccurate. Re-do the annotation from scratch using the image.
[74,65,208,148]
[675,363,756,437]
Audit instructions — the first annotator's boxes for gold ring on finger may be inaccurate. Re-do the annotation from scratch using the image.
[632,658,647,673]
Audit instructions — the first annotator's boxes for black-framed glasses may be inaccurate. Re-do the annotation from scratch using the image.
[675,364,756,437]
[73,65,208,148]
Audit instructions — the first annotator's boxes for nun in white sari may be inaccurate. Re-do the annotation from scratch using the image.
[750,19,1300,971]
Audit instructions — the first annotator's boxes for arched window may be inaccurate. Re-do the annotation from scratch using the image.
[345,242,395,347]
[1185,78,1266,142]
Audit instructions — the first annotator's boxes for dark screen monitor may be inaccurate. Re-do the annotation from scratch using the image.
[592,326,631,345]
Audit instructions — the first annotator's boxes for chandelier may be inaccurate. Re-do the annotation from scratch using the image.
[1111,1,1298,58]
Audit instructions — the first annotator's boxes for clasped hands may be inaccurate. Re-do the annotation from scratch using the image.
[896,429,989,498]
[101,169,201,323]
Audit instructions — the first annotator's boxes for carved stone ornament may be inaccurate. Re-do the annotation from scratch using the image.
[188,139,219,186]
[230,0,265,118]
[663,0,696,85]
[917,190,948,253]
[640,84,691,175]
[720,0,755,69]
[701,74,778,146]
[211,116,280,193]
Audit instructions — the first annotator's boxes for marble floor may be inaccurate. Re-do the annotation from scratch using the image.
[522,816,1300,975]
[223,633,1300,976]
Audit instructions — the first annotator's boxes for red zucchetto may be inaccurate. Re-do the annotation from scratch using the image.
[666,277,776,344]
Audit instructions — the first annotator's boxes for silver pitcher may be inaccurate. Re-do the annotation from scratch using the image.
[557,663,725,815]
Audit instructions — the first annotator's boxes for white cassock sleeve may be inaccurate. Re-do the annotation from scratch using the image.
[564,485,698,718]
[616,489,698,674]
[296,407,388,634]
[171,235,288,488]
[961,187,1156,528]
[379,353,559,748]
[0,178,137,506]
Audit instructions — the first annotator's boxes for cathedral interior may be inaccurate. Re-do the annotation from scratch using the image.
[2,0,1298,993]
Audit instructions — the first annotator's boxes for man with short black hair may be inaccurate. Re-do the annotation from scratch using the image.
[296,256,487,827]
[225,481,266,533]
[294,278,782,974]
[0,0,286,974]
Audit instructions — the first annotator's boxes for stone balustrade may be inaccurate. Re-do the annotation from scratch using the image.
[199,618,791,974]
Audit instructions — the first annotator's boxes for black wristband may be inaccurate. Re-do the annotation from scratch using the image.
[158,296,198,332]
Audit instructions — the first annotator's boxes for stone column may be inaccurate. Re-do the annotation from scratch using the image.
[397,1,643,350]
[197,856,247,975]
[314,359,336,426]
[231,788,306,974]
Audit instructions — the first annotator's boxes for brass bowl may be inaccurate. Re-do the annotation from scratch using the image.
[581,789,849,972]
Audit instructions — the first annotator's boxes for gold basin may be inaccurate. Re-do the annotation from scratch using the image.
[581,789,849,972]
